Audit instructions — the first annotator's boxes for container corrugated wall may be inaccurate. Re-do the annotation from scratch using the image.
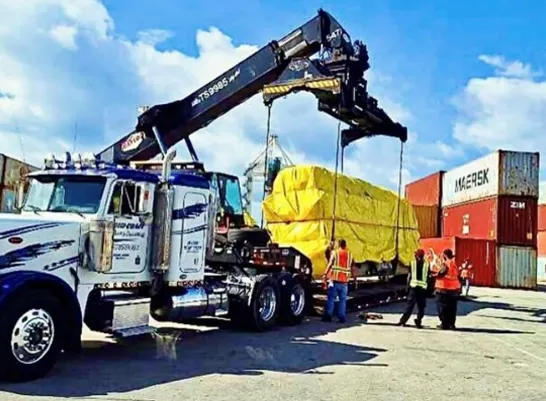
[457,238,497,287]
[412,204,439,239]
[441,196,537,247]
[442,152,498,207]
[419,236,497,287]
[538,232,546,256]
[498,150,539,197]
[537,257,546,282]
[496,196,537,247]
[441,150,539,207]
[538,204,546,231]
[405,171,444,206]
[442,198,496,239]
[497,246,537,289]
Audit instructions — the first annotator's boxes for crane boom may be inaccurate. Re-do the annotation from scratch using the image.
[97,9,407,165]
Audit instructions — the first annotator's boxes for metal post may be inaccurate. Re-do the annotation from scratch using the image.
[152,126,168,158]
[260,104,273,228]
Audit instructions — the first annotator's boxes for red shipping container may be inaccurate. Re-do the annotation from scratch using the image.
[538,204,546,231]
[441,195,537,247]
[419,237,497,287]
[405,171,444,206]
[412,204,440,238]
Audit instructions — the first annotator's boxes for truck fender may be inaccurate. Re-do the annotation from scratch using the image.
[0,271,82,353]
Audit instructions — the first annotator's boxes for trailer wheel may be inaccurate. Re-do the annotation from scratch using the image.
[245,275,280,331]
[279,275,307,325]
[0,290,64,382]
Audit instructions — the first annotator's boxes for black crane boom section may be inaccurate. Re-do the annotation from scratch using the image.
[97,9,407,165]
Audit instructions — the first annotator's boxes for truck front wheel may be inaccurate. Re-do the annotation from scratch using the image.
[0,290,64,382]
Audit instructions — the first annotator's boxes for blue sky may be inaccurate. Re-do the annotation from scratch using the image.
[1,0,546,220]
[101,0,546,158]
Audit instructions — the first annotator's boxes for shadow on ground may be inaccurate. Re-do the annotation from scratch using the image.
[362,292,544,329]
[2,317,386,397]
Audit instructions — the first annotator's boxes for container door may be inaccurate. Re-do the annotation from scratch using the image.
[178,192,208,275]
[497,196,537,247]
[457,238,496,287]
[496,246,537,289]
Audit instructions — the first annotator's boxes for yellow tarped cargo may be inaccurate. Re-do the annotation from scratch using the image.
[244,211,257,227]
[262,165,421,278]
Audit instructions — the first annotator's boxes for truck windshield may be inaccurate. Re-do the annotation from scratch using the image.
[23,175,107,214]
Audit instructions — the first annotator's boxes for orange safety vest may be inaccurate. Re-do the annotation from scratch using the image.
[328,249,353,283]
[435,259,461,291]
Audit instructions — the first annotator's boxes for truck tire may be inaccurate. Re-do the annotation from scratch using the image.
[278,274,307,325]
[248,275,280,331]
[0,290,65,382]
[227,227,270,247]
[229,275,280,332]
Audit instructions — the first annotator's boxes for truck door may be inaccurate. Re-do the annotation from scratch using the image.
[106,180,153,275]
[178,191,208,275]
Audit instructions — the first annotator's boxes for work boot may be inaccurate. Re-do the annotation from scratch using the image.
[414,319,423,329]
[338,317,347,324]
[396,321,406,327]
[436,324,449,330]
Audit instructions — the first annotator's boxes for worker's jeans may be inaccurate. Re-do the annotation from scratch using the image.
[463,279,471,296]
[325,281,348,322]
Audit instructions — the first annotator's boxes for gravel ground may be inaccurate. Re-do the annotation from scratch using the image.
[1,285,545,401]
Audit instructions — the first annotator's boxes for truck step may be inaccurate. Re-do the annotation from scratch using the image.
[112,325,154,338]
[102,294,151,333]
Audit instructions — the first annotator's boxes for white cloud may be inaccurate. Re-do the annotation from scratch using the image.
[49,24,78,50]
[136,29,173,46]
[453,54,546,199]
[453,54,546,152]
[478,54,541,79]
[1,0,441,218]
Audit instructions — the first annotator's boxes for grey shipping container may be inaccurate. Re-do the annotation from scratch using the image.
[537,257,546,282]
[496,246,537,289]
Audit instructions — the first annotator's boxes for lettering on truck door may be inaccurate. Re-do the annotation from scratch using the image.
[106,180,151,274]
[177,192,208,274]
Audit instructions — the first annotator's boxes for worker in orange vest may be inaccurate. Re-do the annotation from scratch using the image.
[322,239,357,323]
[434,249,461,330]
[460,258,473,297]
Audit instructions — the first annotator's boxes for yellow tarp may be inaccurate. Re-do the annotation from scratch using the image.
[244,211,257,227]
[262,165,420,278]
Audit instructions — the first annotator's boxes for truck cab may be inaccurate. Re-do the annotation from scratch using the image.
[0,151,310,382]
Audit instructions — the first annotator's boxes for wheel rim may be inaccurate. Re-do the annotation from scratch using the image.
[11,309,55,365]
[258,286,277,322]
[290,283,306,316]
